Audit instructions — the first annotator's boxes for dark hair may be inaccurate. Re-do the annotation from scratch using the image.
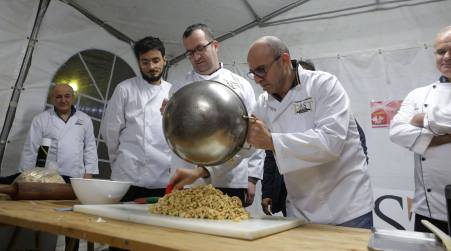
[133,36,165,58]
[183,23,214,40]
[299,59,315,71]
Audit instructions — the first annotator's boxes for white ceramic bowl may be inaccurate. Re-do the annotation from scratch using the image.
[70,178,132,204]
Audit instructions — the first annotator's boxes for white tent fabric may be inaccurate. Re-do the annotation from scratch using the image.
[0,0,39,133]
[0,0,137,176]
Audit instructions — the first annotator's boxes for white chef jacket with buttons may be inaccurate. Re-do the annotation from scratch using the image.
[169,65,264,188]
[19,108,98,177]
[254,67,373,224]
[101,76,172,188]
[390,80,451,221]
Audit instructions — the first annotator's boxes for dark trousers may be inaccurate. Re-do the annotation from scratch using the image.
[0,173,21,184]
[120,185,166,202]
[216,187,247,206]
[414,213,449,234]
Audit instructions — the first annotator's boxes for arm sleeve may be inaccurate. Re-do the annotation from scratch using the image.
[425,104,451,134]
[18,116,42,171]
[271,75,353,174]
[83,116,99,174]
[100,86,126,163]
[389,90,434,155]
[241,79,264,180]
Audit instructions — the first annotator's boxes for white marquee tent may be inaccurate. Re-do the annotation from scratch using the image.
[0,0,450,228]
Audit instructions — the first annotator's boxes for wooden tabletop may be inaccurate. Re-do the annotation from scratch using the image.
[0,200,371,250]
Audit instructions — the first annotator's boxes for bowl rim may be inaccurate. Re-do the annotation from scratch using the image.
[69,178,132,185]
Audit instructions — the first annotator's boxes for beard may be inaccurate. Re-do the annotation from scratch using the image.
[141,70,164,84]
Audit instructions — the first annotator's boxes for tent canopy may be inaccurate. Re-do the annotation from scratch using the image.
[0,0,450,222]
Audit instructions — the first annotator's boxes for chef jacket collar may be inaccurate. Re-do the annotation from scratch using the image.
[271,60,300,102]
[54,105,76,123]
[439,76,450,83]
[195,63,222,77]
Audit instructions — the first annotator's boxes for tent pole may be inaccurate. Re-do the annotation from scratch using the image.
[260,0,443,26]
[242,0,261,21]
[0,0,51,173]
[169,0,310,65]
[60,0,134,46]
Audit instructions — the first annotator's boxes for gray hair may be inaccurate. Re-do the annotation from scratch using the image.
[436,26,451,41]
[259,36,290,57]
[50,83,75,97]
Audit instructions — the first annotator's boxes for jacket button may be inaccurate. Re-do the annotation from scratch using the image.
[433,85,436,88]
[421,157,426,161]
[427,188,431,192]
[424,104,428,107]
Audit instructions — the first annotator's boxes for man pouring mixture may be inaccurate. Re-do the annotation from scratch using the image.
[245,36,373,228]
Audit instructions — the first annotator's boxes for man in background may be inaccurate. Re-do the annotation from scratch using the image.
[390,26,451,234]
[19,83,98,182]
[101,36,172,201]
[19,83,98,251]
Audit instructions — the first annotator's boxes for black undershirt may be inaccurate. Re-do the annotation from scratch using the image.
[272,60,300,102]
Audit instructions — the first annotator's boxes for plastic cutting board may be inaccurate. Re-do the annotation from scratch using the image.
[73,204,304,240]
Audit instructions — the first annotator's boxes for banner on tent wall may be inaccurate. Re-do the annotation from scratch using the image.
[373,188,414,230]
[370,100,402,128]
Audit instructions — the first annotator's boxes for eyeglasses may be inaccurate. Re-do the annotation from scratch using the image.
[247,54,281,80]
[184,41,214,58]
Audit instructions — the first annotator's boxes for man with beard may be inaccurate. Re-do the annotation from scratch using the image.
[101,36,172,201]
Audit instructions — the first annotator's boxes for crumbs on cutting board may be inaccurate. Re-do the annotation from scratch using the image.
[96,217,106,223]
[87,217,107,223]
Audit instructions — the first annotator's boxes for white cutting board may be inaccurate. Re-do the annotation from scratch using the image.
[73,204,304,240]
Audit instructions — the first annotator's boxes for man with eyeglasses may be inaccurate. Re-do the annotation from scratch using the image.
[245,36,373,228]
[166,23,263,207]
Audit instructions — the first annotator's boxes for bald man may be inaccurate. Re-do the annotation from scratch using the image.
[246,36,373,228]
[390,26,451,234]
[19,84,98,181]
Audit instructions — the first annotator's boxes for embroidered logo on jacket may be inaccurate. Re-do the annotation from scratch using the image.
[221,79,240,90]
[294,97,314,114]
[75,119,84,125]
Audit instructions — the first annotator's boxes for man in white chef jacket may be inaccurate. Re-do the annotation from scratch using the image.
[101,36,172,201]
[167,23,264,206]
[19,83,98,181]
[390,26,451,234]
[245,36,373,228]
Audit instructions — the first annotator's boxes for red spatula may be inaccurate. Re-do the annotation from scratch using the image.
[165,183,173,194]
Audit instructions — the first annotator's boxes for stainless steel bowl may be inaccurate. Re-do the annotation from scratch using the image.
[163,80,248,166]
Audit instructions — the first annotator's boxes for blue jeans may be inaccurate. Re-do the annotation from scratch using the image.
[338,212,373,229]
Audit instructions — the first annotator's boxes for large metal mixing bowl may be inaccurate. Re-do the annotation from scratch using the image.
[163,80,248,166]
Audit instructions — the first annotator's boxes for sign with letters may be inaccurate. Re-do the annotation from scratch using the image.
[373,188,414,230]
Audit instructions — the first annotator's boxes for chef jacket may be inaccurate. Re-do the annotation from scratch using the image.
[390,78,451,221]
[254,66,373,224]
[101,77,172,188]
[169,64,264,188]
[19,108,98,177]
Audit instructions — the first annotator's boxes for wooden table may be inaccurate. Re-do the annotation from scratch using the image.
[0,200,371,250]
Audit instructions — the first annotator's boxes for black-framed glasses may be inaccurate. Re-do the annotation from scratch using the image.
[247,54,281,80]
[184,41,214,58]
